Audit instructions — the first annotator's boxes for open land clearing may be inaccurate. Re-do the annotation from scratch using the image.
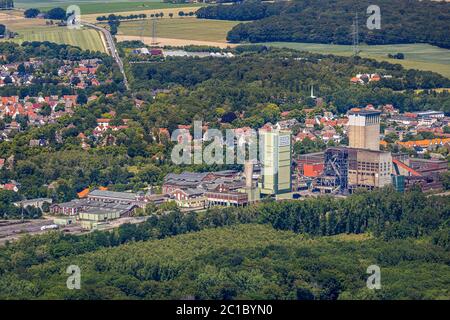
[15,0,205,15]
[116,17,239,43]
[116,35,236,49]
[0,11,107,52]
[83,6,204,22]
[116,17,450,78]
[2,8,450,78]
[257,42,450,79]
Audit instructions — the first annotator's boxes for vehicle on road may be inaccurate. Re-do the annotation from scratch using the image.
[40,224,59,231]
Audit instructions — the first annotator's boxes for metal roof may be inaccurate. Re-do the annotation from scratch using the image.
[88,189,138,200]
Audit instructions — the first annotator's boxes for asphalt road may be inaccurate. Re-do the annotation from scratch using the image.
[0,219,84,245]
[83,22,130,90]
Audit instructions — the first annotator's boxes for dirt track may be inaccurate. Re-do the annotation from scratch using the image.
[116,35,236,49]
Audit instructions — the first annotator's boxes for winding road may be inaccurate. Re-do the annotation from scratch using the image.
[83,22,130,90]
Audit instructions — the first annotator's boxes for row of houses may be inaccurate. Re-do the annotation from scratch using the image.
[0,95,77,119]
[0,59,44,87]
[350,73,392,84]
[58,59,102,89]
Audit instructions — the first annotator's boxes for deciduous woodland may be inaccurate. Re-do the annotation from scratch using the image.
[0,189,449,299]
[196,0,450,49]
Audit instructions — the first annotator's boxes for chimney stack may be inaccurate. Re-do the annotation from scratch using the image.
[244,161,254,188]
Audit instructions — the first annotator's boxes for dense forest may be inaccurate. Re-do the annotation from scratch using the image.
[126,45,450,118]
[196,0,450,48]
[0,188,449,299]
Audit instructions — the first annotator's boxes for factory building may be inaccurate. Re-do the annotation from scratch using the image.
[348,148,392,190]
[348,110,381,151]
[317,109,393,193]
[296,152,324,177]
[258,125,292,195]
[392,156,445,192]
[311,107,446,194]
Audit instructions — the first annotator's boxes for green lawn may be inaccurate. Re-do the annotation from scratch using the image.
[16,0,205,15]
[118,17,240,42]
[257,42,450,78]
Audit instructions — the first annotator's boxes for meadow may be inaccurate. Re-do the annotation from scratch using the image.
[257,42,450,79]
[117,17,450,78]
[5,4,450,78]
[0,17,106,52]
[11,28,107,52]
[15,0,205,15]
[117,17,239,42]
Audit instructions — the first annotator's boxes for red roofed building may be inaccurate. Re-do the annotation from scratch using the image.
[63,95,78,104]
[295,132,316,142]
[150,49,163,56]
[305,118,316,128]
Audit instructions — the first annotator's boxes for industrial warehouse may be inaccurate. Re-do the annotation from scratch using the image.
[297,109,446,194]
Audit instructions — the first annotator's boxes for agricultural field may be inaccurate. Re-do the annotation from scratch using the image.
[0,10,106,52]
[15,0,205,15]
[117,17,239,43]
[82,6,202,23]
[257,42,450,79]
[10,28,107,53]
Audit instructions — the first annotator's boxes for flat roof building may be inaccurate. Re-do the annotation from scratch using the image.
[348,110,381,151]
[259,126,292,195]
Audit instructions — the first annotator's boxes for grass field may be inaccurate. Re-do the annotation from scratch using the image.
[0,11,106,52]
[118,17,240,42]
[117,18,450,78]
[15,0,205,15]
[11,28,107,52]
[257,42,450,78]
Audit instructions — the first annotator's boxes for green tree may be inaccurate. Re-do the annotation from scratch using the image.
[24,8,40,18]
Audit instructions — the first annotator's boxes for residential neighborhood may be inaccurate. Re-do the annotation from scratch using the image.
[0,0,449,302]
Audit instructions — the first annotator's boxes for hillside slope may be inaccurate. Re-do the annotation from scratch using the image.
[196,0,450,49]
[1,224,448,300]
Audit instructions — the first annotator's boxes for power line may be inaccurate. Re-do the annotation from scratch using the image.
[351,12,361,56]
[151,17,158,46]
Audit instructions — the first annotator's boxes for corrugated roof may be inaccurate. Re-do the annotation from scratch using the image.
[88,189,138,200]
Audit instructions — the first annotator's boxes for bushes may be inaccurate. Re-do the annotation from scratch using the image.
[45,7,66,20]
[0,188,448,299]
[24,8,40,18]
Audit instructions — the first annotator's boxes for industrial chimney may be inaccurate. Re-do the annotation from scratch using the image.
[244,161,254,188]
